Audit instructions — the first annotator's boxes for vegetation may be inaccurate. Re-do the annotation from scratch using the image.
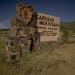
[0,21,75,75]
[60,21,75,31]
[60,21,75,43]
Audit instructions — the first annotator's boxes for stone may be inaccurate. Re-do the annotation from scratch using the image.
[5,3,40,62]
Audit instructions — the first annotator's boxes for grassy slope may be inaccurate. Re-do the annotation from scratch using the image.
[60,21,75,31]
[0,30,75,75]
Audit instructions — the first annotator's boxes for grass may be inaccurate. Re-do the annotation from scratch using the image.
[0,30,75,75]
[0,30,9,61]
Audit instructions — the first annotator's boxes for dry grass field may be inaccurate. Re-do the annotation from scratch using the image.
[0,30,75,75]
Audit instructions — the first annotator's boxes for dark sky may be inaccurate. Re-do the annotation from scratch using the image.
[0,0,75,22]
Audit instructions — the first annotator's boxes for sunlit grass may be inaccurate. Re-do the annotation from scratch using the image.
[0,30,75,75]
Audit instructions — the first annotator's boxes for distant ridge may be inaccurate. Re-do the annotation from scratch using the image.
[60,21,75,31]
[0,23,11,29]
[0,21,75,30]
[61,21,75,26]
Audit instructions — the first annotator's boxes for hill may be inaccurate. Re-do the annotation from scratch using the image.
[60,21,75,31]
[0,23,10,29]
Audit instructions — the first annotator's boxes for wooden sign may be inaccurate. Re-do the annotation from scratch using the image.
[37,13,60,42]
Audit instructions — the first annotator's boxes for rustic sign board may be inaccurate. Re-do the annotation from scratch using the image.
[37,13,60,42]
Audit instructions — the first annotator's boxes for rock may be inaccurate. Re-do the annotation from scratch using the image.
[5,3,39,62]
